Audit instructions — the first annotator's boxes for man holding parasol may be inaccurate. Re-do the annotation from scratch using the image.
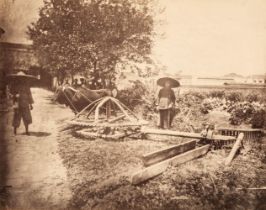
[156,77,180,129]
[7,71,38,135]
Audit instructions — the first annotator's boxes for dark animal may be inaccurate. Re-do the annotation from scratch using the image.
[54,85,111,113]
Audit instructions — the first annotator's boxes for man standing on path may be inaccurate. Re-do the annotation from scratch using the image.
[8,71,37,135]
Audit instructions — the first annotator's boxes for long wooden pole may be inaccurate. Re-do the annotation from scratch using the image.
[141,128,236,141]
[225,133,244,166]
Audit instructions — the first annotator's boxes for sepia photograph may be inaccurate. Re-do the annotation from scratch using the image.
[0,0,265,209]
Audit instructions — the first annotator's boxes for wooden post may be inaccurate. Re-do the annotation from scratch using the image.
[225,133,244,166]
[106,100,111,120]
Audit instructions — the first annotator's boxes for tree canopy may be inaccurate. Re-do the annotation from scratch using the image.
[28,0,155,88]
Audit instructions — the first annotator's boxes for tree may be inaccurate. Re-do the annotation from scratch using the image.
[28,0,155,88]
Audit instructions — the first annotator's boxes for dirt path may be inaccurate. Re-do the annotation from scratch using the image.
[4,88,73,210]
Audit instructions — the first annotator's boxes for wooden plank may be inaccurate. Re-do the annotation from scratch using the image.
[225,133,244,166]
[142,140,196,167]
[76,130,125,140]
[142,128,235,141]
[131,145,210,185]
[67,120,148,127]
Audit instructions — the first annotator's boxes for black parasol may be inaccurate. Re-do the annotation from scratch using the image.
[6,71,39,86]
[157,77,180,88]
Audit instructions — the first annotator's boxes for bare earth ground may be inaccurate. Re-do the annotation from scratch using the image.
[1,88,265,210]
[2,88,73,210]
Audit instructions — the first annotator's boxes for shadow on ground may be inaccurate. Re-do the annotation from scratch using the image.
[27,132,51,137]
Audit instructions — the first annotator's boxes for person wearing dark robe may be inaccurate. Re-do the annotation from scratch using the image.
[11,84,34,135]
[157,81,176,129]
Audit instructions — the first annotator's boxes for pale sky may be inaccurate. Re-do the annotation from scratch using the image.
[1,0,265,77]
[153,0,266,76]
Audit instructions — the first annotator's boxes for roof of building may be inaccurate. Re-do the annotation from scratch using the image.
[197,77,234,80]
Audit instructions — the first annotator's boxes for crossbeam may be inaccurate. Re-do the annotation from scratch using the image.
[141,128,236,141]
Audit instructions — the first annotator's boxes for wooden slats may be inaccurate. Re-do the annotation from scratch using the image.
[218,127,262,141]
[142,140,196,167]
[131,145,210,185]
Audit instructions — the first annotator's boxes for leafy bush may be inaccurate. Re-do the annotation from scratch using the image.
[246,93,259,103]
[117,80,148,109]
[250,108,266,128]
[200,98,224,114]
[225,91,243,102]
[207,90,225,99]
[176,91,206,107]
[228,102,266,128]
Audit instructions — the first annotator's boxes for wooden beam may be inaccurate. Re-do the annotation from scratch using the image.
[67,120,148,127]
[225,133,244,166]
[108,115,125,123]
[142,140,196,167]
[76,130,125,140]
[141,128,235,141]
[131,145,210,185]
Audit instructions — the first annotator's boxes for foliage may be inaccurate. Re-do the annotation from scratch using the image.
[225,91,244,102]
[176,91,206,107]
[228,102,255,125]
[228,102,265,128]
[117,80,148,109]
[200,98,224,114]
[250,108,266,128]
[246,93,259,103]
[28,0,155,87]
[207,90,225,99]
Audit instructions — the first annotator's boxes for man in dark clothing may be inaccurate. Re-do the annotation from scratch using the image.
[157,81,176,129]
[11,84,34,135]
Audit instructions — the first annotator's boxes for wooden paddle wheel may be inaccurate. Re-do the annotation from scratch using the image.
[67,96,148,140]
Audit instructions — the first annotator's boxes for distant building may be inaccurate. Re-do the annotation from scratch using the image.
[0,42,38,103]
[179,75,193,85]
[245,75,265,84]
[195,77,235,86]
[0,42,38,74]
[0,42,53,90]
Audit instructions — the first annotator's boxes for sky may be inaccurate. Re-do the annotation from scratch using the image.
[0,0,265,77]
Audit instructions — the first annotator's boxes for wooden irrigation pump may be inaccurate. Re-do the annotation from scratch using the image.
[68,96,147,127]
[67,96,148,139]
